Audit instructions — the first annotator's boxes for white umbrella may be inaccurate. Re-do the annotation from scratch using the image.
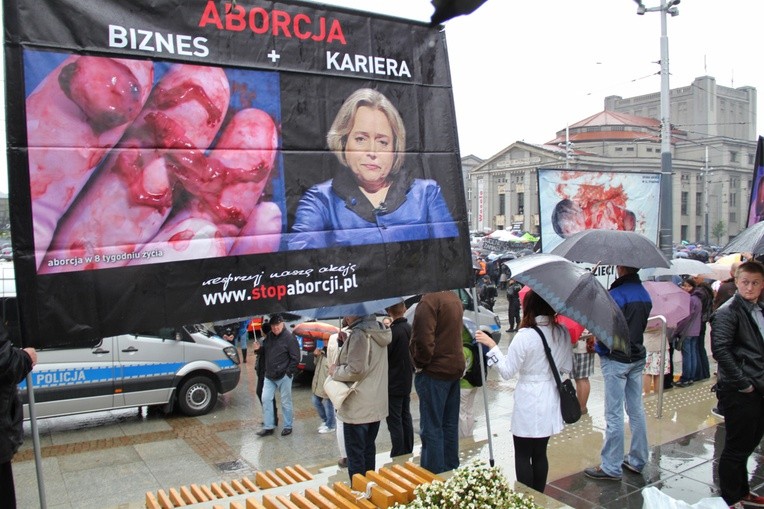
[641,258,716,279]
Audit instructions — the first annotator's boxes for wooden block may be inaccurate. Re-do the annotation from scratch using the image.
[351,475,394,509]
[285,466,309,483]
[275,495,301,509]
[220,481,238,497]
[255,471,279,489]
[213,506,224,509]
[201,485,216,500]
[156,489,173,509]
[245,498,268,509]
[240,477,259,492]
[378,468,416,501]
[231,479,248,494]
[390,465,427,487]
[211,483,228,499]
[304,488,337,509]
[169,488,186,506]
[292,464,314,480]
[231,503,245,509]
[365,471,408,504]
[331,482,375,509]
[189,484,209,502]
[404,462,443,482]
[145,491,161,509]
[289,492,321,509]
[180,486,197,504]
[264,470,287,487]
[274,467,298,485]
[318,486,358,509]
[262,494,281,509]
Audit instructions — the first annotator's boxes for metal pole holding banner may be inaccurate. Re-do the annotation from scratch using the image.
[471,286,495,467]
[649,315,668,419]
[25,374,47,508]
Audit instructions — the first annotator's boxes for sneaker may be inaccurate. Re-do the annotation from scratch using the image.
[281,428,293,436]
[318,426,335,434]
[621,460,642,474]
[742,492,764,507]
[584,466,621,481]
[711,407,725,419]
[256,428,274,437]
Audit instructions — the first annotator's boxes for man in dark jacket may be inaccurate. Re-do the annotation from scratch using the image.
[711,260,764,507]
[385,302,414,457]
[410,291,465,474]
[254,314,299,437]
[1,326,36,509]
[585,266,650,481]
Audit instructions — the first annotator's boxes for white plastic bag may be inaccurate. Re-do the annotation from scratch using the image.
[642,486,728,509]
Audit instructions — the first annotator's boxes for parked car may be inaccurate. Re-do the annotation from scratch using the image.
[0,247,12,261]
[13,316,241,418]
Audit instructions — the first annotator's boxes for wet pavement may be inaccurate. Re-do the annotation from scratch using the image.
[13,294,735,509]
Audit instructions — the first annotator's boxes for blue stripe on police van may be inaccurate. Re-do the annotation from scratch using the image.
[121,363,185,379]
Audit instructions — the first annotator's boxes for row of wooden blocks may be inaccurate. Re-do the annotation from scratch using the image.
[146,462,440,509]
[145,465,313,508]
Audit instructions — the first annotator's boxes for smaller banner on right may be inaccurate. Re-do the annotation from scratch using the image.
[747,136,764,227]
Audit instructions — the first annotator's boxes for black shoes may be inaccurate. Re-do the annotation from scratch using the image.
[256,428,274,437]
[584,466,621,481]
[673,380,694,388]
[281,428,292,436]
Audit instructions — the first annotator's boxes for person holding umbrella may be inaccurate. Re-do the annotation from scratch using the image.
[475,289,572,493]
[585,265,651,481]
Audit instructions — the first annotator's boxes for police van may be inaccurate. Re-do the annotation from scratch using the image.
[2,289,241,418]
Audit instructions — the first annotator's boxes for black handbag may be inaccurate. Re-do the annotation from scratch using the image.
[532,326,581,424]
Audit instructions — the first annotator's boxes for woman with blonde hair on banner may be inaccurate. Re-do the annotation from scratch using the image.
[289,88,457,249]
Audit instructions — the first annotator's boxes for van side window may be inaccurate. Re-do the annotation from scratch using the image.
[133,327,180,341]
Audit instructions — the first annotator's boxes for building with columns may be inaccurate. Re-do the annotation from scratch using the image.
[466,75,758,246]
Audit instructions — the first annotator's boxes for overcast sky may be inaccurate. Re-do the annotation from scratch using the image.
[305,0,764,159]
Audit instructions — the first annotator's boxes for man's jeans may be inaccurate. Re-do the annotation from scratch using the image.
[312,394,335,429]
[262,375,293,429]
[415,372,460,474]
[344,421,380,480]
[600,356,648,477]
[679,336,699,382]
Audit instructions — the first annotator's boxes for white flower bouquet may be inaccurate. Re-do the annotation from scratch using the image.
[394,460,542,509]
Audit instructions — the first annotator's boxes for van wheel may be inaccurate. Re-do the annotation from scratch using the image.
[178,376,217,416]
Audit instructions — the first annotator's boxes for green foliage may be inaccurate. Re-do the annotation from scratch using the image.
[712,221,726,244]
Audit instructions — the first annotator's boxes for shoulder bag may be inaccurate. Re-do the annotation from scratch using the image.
[532,325,581,424]
[323,332,371,409]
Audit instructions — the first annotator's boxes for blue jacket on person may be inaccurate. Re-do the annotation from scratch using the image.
[595,271,651,363]
[287,166,458,250]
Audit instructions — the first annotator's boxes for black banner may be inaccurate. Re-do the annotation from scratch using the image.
[4,0,471,348]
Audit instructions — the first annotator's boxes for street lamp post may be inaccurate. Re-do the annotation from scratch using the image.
[704,146,710,246]
[637,0,679,257]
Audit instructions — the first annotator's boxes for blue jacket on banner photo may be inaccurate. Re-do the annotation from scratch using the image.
[288,167,458,250]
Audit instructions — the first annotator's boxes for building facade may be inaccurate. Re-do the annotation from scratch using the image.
[466,76,758,246]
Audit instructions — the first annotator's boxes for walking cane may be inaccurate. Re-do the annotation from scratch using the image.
[471,285,495,467]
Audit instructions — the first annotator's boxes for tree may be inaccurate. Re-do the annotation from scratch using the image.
[712,221,726,245]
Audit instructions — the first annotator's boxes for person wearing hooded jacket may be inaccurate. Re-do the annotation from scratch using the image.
[329,314,392,480]
[1,325,36,509]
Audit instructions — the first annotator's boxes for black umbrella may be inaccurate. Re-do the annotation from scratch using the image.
[430,0,490,25]
[550,230,670,269]
[720,221,764,256]
[504,254,630,353]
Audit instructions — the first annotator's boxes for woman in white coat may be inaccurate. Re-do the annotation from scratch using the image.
[475,289,573,493]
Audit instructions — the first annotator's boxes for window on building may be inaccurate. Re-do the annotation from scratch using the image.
[730,212,737,223]
[696,193,702,215]
[681,192,688,215]
[730,151,738,163]
[615,147,623,152]
[517,192,524,215]
[730,193,737,207]
[626,147,635,152]
[681,225,688,241]
[695,225,702,242]
[750,154,756,165]
[499,194,505,216]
